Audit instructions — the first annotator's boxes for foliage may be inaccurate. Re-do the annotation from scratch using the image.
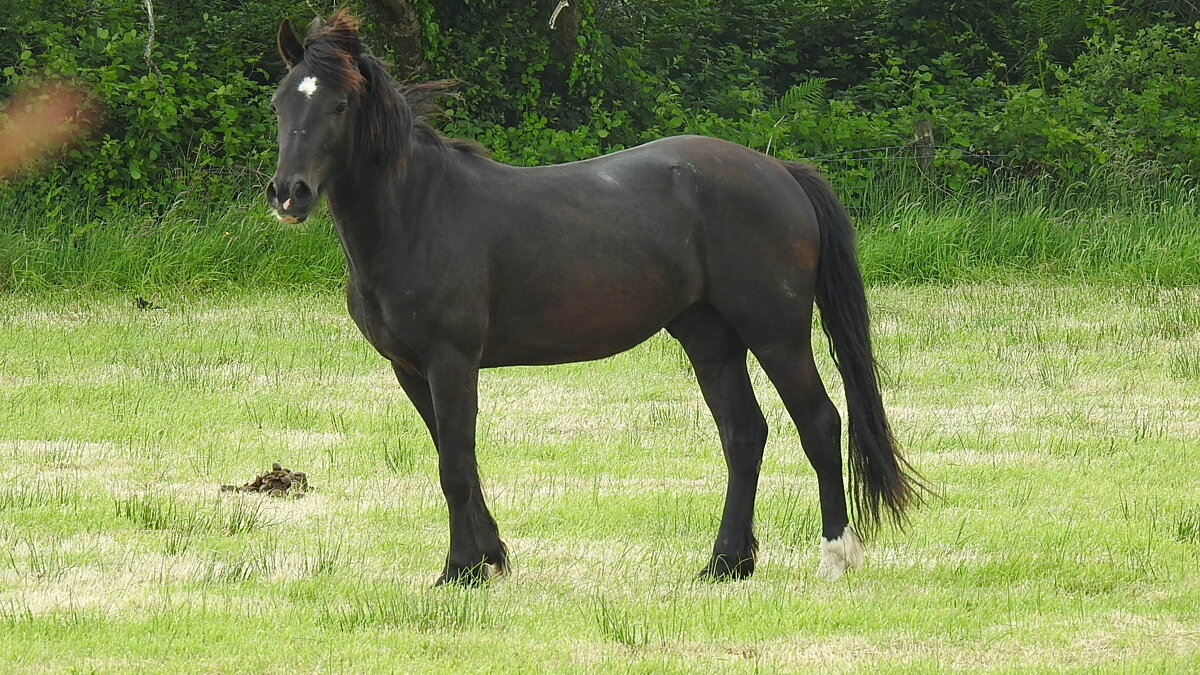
[586,0,1200,187]
[1,0,1198,212]
[0,0,311,209]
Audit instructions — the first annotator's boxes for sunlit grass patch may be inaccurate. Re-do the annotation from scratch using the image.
[0,285,1196,671]
[113,494,272,536]
[317,583,493,632]
[1,535,79,581]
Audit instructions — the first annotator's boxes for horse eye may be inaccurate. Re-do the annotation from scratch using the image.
[334,100,348,114]
[269,102,277,113]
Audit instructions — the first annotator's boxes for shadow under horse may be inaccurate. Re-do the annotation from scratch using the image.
[266,11,923,585]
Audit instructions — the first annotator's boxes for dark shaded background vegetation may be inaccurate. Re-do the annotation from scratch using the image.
[3,0,1198,205]
[0,1,1198,289]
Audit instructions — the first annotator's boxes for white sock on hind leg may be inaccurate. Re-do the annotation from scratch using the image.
[816,526,865,580]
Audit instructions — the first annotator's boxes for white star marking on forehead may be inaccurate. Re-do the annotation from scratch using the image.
[297,76,319,99]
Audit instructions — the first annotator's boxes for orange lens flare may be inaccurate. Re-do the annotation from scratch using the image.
[0,80,96,179]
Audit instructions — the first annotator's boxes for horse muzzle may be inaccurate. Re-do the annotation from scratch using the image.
[266,176,315,223]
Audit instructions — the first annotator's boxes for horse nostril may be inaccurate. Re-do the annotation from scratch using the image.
[265,182,278,207]
[293,180,313,204]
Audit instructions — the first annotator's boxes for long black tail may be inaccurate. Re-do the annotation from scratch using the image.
[784,161,924,533]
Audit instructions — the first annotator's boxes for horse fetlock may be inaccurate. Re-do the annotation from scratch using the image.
[482,540,509,575]
[816,526,865,580]
[438,527,506,585]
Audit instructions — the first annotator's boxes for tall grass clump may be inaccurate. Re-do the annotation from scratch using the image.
[0,188,344,292]
[1176,508,1200,544]
[114,494,272,535]
[593,597,685,648]
[2,169,1198,290]
[854,172,1200,285]
[0,482,75,511]
[318,585,492,632]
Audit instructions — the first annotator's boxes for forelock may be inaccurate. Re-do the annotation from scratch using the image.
[299,10,365,95]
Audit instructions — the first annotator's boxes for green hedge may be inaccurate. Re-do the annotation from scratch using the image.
[1,0,1198,210]
[0,1,318,206]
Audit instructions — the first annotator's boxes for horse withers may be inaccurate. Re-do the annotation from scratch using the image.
[266,11,922,585]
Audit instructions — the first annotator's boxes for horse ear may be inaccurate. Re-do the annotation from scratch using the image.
[277,20,304,69]
[307,15,325,36]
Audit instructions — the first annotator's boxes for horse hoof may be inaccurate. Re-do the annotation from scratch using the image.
[697,554,755,582]
[434,560,506,588]
[816,526,865,580]
[434,567,488,588]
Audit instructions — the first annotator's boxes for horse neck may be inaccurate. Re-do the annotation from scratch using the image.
[324,138,455,277]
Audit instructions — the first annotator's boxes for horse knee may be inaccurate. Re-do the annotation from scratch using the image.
[732,412,767,449]
[722,413,767,474]
[438,469,477,505]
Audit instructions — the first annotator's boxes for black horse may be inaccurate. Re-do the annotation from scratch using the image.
[267,11,921,585]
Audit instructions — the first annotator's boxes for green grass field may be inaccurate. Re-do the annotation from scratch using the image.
[0,284,1196,671]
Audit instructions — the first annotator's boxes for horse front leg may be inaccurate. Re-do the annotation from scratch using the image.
[424,346,508,586]
[392,363,438,447]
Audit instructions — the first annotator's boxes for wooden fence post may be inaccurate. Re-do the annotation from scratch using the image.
[913,119,934,174]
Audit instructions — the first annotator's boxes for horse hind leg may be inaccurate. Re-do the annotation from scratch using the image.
[667,304,768,580]
[745,333,863,580]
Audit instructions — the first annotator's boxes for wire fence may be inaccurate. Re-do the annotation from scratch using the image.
[793,143,1036,203]
[800,144,1017,173]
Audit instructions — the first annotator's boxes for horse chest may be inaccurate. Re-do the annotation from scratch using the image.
[345,283,424,372]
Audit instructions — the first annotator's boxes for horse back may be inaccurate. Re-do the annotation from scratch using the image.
[466,135,818,365]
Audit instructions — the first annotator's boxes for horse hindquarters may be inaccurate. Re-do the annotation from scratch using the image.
[693,157,915,579]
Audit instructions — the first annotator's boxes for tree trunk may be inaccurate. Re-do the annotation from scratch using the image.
[361,0,426,77]
[542,0,582,97]
[543,0,581,66]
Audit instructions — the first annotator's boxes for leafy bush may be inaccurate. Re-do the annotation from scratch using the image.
[0,0,1197,207]
[0,0,311,209]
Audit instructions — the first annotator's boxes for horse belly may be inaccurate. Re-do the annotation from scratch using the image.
[481,262,697,367]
